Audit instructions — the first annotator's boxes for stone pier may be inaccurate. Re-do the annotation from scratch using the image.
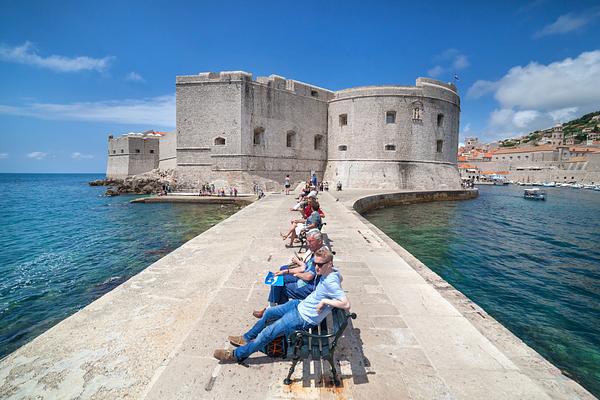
[0,190,594,399]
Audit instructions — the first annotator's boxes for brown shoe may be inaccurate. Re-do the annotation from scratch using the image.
[252,308,266,319]
[213,348,236,363]
[228,335,246,347]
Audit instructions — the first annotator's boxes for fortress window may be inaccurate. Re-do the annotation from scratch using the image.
[412,107,422,120]
[135,149,140,153]
[386,111,396,124]
[436,140,443,153]
[338,145,348,151]
[339,114,348,126]
[286,131,296,148]
[253,127,265,146]
[310,90,319,98]
[437,114,444,127]
[214,137,226,146]
[385,144,396,151]
[314,134,324,150]
[120,149,124,153]
[150,149,155,154]
[112,150,116,154]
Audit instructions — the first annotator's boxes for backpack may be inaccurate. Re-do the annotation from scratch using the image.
[264,335,288,358]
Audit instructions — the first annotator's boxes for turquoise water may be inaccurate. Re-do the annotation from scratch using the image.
[0,173,239,359]
[364,185,600,397]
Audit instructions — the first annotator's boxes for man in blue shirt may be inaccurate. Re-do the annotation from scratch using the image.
[214,247,349,363]
[253,230,325,319]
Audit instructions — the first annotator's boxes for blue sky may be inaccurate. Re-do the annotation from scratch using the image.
[1,0,599,173]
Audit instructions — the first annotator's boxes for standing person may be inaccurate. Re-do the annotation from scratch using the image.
[284,174,291,195]
[311,172,318,190]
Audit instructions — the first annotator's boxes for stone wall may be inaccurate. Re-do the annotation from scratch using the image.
[174,72,462,191]
[175,72,333,191]
[353,189,479,214]
[107,136,159,179]
[323,78,461,190]
[158,130,177,170]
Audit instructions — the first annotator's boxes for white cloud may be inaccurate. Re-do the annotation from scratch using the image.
[470,50,600,111]
[467,80,498,98]
[534,11,599,38]
[71,152,94,160]
[0,153,8,159]
[0,42,114,73]
[27,151,48,160]
[428,49,469,79]
[548,107,578,122]
[453,55,470,70]
[512,110,541,128]
[469,50,600,138]
[427,65,444,77]
[0,94,175,127]
[126,72,145,82]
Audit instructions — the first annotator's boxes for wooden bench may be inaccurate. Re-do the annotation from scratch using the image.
[283,308,357,386]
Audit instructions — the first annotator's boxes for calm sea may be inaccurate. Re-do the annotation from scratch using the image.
[0,173,239,359]
[363,185,600,397]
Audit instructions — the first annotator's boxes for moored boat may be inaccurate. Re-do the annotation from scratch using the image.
[524,188,546,200]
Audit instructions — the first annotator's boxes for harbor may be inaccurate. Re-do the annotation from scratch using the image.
[0,186,595,399]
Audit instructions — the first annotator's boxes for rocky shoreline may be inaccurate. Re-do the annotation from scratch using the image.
[89,169,176,196]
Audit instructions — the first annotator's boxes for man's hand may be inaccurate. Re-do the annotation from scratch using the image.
[316,301,325,313]
[291,254,303,266]
[274,269,285,277]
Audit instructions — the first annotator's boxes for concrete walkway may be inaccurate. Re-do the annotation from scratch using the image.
[0,191,594,399]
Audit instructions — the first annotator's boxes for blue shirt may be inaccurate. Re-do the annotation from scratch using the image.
[297,270,345,325]
[306,210,322,230]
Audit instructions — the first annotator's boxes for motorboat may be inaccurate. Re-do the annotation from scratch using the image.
[542,182,556,187]
[583,184,596,189]
[524,188,546,200]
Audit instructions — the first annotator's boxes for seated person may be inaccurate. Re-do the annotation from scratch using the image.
[253,230,325,318]
[214,247,349,363]
[282,200,322,247]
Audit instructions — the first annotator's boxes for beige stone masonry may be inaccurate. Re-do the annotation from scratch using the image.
[0,190,594,399]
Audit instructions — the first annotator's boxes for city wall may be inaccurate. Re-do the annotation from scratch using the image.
[107,136,159,179]
[324,78,461,190]
[175,72,334,191]
[174,72,462,192]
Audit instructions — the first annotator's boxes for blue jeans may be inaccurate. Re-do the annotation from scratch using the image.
[268,266,314,305]
[234,299,313,361]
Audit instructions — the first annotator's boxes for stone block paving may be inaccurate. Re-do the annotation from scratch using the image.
[0,190,595,399]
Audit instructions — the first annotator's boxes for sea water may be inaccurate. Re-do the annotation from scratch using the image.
[0,173,239,359]
[363,185,600,397]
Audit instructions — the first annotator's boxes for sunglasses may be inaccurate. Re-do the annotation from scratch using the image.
[314,260,330,267]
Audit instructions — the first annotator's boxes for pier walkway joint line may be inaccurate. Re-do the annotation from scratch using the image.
[0,190,594,399]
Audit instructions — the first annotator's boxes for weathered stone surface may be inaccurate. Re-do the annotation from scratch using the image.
[0,189,594,399]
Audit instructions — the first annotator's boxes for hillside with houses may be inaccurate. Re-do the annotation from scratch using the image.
[458,111,600,185]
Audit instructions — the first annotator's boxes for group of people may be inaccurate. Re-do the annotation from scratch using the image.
[213,177,350,365]
[198,182,239,197]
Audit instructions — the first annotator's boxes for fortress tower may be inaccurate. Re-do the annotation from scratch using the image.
[173,72,461,191]
[324,78,460,190]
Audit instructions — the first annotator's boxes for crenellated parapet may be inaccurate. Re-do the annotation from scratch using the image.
[173,71,462,191]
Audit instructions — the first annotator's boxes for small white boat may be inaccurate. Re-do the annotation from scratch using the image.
[542,182,556,187]
[524,188,546,200]
[583,184,595,189]
[571,183,584,189]
[593,186,600,191]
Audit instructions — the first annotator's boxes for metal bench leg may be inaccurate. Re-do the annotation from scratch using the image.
[326,355,341,387]
[283,358,300,385]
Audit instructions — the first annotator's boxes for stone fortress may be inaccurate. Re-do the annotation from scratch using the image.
[107,71,461,191]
